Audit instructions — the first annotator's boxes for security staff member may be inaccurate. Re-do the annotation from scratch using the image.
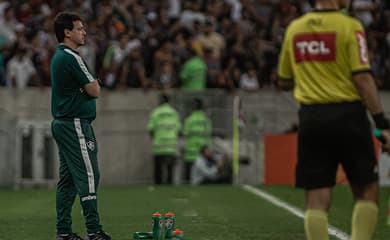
[148,94,181,184]
[183,98,212,182]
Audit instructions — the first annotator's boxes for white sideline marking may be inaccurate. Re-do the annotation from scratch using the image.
[242,185,350,240]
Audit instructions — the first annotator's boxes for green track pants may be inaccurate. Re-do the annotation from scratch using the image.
[52,118,102,234]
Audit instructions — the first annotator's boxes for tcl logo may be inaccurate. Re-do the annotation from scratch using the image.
[294,33,336,63]
[356,31,369,65]
[296,41,330,55]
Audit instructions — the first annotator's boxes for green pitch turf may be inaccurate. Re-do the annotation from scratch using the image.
[0,185,389,240]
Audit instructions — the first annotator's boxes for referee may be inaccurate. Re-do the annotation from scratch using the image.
[277,0,390,240]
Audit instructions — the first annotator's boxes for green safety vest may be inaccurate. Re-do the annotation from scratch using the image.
[183,110,212,162]
[148,103,181,155]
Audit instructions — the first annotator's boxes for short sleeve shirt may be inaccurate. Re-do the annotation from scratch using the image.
[278,10,371,104]
[51,45,97,121]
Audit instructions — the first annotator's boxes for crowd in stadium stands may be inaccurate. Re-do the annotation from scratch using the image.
[0,0,390,90]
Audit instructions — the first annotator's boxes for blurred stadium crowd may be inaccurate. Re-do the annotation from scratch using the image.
[0,0,390,90]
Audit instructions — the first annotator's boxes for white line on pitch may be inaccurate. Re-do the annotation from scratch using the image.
[242,185,350,240]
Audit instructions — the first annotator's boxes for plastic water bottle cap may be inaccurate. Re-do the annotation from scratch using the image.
[165,212,175,217]
[153,212,162,217]
[173,229,183,235]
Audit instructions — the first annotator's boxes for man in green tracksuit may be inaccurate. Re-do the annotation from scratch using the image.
[148,94,181,184]
[179,48,207,90]
[183,98,212,182]
[51,12,110,240]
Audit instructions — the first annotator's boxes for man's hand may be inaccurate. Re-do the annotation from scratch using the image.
[84,80,100,98]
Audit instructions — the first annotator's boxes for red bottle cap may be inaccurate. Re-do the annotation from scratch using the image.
[152,212,162,217]
[165,212,175,217]
[173,229,183,235]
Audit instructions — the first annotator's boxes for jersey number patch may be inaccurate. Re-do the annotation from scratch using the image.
[356,31,369,65]
[293,33,336,63]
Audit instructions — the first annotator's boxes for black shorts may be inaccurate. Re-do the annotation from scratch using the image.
[296,101,378,190]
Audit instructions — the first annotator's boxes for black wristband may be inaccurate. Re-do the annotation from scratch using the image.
[97,78,103,87]
[372,112,390,130]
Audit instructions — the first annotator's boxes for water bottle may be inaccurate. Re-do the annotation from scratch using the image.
[164,212,175,239]
[172,229,184,240]
[152,212,163,240]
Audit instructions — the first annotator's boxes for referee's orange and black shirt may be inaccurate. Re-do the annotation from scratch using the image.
[277,10,371,105]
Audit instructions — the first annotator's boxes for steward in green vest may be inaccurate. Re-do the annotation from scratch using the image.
[148,94,181,184]
[183,98,212,181]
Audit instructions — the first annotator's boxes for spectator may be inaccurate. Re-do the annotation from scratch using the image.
[239,62,260,91]
[270,1,299,47]
[352,0,377,28]
[35,16,57,86]
[0,0,389,91]
[147,94,181,184]
[180,1,205,31]
[168,0,181,21]
[120,45,151,89]
[152,61,177,89]
[30,33,51,87]
[172,28,191,64]
[153,39,175,75]
[36,16,57,59]
[203,47,223,88]
[179,47,207,90]
[225,0,242,22]
[6,47,36,88]
[172,27,203,64]
[0,6,18,46]
[196,17,225,61]
[222,55,241,89]
[0,0,9,18]
[131,3,149,36]
[102,33,129,89]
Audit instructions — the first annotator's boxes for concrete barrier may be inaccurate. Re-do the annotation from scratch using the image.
[1,88,389,187]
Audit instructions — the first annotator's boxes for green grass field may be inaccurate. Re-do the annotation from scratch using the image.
[0,185,389,240]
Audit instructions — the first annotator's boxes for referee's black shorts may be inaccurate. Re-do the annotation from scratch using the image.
[296,101,378,190]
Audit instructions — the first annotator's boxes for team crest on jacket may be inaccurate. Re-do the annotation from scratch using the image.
[87,141,95,151]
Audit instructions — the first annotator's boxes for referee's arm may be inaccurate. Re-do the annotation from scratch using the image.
[353,71,390,152]
[352,72,382,114]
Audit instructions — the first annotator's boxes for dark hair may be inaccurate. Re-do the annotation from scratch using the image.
[159,93,170,104]
[4,5,13,15]
[193,98,203,110]
[54,12,83,43]
[200,145,209,154]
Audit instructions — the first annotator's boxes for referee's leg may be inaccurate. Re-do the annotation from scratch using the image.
[350,182,378,240]
[342,112,379,240]
[304,188,332,240]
